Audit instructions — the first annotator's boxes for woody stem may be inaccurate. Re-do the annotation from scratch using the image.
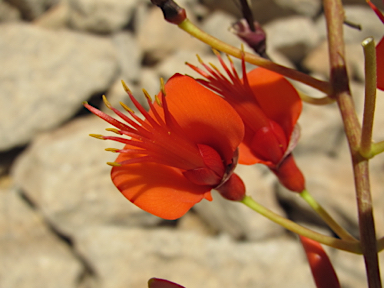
[323,0,381,287]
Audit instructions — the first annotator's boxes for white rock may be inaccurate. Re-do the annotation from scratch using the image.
[193,164,285,241]
[0,23,118,151]
[136,7,208,62]
[316,6,384,45]
[12,116,162,237]
[75,227,315,288]
[111,31,142,83]
[264,16,321,63]
[0,181,82,288]
[67,0,139,33]
[5,0,54,20]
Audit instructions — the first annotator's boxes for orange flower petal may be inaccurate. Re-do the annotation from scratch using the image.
[111,148,212,220]
[161,74,245,163]
[247,68,302,138]
[377,37,384,91]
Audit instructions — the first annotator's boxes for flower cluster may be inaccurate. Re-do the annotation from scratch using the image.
[85,55,305,219]
[84,74,245,220]
[187,52,305,192]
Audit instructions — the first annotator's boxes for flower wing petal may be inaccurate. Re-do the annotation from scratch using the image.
[111,148,211,220]
[162,74,245,163]
[377,37,384,91]
[247,68,302,137]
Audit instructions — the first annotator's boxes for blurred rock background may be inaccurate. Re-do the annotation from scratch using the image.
[1,0,384,287]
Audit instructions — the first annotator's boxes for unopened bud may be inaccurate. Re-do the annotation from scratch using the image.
[231,19,268,59]
[216,173,246,201]
[151,0,186,25]
[272,154,305,193]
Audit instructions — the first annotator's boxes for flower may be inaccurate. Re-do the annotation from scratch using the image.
[148,278,185,288]
[84,74,245,220]
[367,0,384,90]
[187,52,305,192]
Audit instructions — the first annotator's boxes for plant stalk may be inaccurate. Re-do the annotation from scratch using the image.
[323,0,381,286]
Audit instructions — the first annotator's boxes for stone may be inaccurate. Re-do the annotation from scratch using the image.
[67,0,138,33]
[193,164,286,241]
[264,16,321,64]
[11,116,162,237]
[303,40,365,82]
[75,227,315,288]
[136,7,208,63]
[0,179,82,288]
[316,6,384,45]
[111,31,142,83]
[5,0,55,20]
[0,0,21,22]
[274,0,322,18]
[0,23,118,151]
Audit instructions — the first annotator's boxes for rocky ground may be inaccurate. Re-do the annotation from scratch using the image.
[1,0,384,287]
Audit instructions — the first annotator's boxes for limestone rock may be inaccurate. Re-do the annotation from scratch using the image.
[11,116,162,237]
[0,23,118,151]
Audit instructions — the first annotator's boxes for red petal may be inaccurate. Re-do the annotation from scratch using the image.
[300,236,340,288]
[216,173,246,201]
[377,37,384,91]
[111,147,212,220]
[272,154,305,192]
[161,74,245,164]
[148,278,185,288]
[247,68,302,138]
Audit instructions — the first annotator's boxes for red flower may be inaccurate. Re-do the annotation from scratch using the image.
[148,278,185,288]
[187,53,305,192]
[300,236,340,288]
[84,74,245,220]
[367,0,384,90]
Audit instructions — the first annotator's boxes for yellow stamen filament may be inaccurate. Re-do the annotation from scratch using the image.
[121,80,131,93]
[102,95,112,109]
[107,162,121,166]
[160,78,166,97]
[105,128,121,134]
[120,102,134,113]
[142,89,153,102]
[105,148,119,152]
[89,134,105,140]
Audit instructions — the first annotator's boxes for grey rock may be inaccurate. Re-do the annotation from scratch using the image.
[200,11,245,50]
[111,31,142,83]
[75,227,315,288]
[67,0,138,33]
[136,7,208,62]
[5,0,55,20]
[0,23,118,151]
[265,16,321,63]
[0,180,82,288]
[12,116,162,237]
[316,6,384,45]
[274,0,322,18]
[193,164,285,241]
[303,40,365,81]
[295,101,344,156]
[0,0,21,22]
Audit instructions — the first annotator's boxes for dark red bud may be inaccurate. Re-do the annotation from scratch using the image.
[231,19,268,58]
[216,173,246,201]
[300,236,340,288]
[148,278,185,288]
[272,154,305,192]
[150,0,186,25]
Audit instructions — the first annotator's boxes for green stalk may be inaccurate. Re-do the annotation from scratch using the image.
[360,37,377,159]
[178,19,333,96]
[240,196,361,254]
[300,190,357,242]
